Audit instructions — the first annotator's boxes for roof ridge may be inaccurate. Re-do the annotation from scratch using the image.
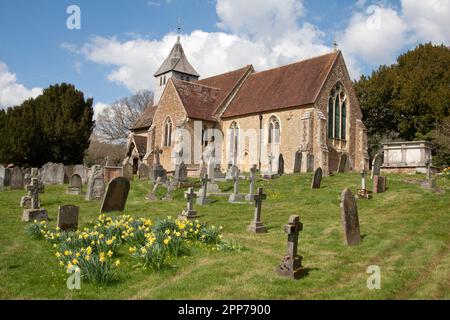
[173,78,220,91]
[198,65,253,82]
[251,51,339,76]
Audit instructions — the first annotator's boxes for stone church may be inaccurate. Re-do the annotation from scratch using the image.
[125,36,369,176]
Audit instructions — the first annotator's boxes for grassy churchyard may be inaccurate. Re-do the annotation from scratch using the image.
[0,173,449,300]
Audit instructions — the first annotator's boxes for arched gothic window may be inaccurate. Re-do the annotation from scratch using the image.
[163,117,172,147]
[267,116,280,144]
[328,83,347,140]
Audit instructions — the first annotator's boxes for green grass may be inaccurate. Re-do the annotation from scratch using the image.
[1,173,449,300]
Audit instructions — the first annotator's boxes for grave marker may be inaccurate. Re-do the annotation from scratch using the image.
[247,187,267,233]
[277,215,306,279]
[100,177,130,213]
[340,189,362,246]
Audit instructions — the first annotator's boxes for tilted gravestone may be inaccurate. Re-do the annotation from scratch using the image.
[373,175,387,194]
[100,177,130,213]
[340,189,362,246]
[57,205,79,231]
[146,177,162,201]
[311,167,323,189]
[10,167,24,190]
[67,174,83,195]
[337,154,348,173]
[371,152,383,179]
[178,188,197,221]
[85,165,105,201]
[277,215,306,280]
[138,163,150,180]
[247,187,268,233]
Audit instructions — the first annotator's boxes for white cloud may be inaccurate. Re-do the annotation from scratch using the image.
[93,102,110,120]
[0,62,42,108]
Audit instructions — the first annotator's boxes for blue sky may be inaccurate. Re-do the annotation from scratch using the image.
[0,0,448,113]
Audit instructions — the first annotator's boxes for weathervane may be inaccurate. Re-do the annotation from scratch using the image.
[333,40,339,52]
[177,17,182,41]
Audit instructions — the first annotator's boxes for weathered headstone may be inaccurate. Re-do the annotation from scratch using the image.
[337,153,348,173]
[138,163,150,180]
[306,154,314,172]
[174,161,188,183]
[263,152,278,179]
[151,147,167,183]
[162,181,174,201]
[178,188,197,221]
[123,163,134,181]
[146,177,162,201]
[40,162,65,185]
[373,175,387,194]
[85,165,105,201]
[64,165,74,184]
[67,174,83,195]
[0,165,4,192]
[311,167,323,189]
[23,168,32,187]
[247,187,267,233]
[293,152,302,173]
[278,154,285,176]
[10,167,24,190]
[245,165,258,201]
[100,177,130,213]
[22,178,48,222]
[371,152,383,179]
[229,169,244,203]
[3,168,11,187]
[0,177,4,192]
[340,189,361,246]
[57,205,79,231]
[197,174,212,205]
[73,165,89,184]
[276,215,306,280]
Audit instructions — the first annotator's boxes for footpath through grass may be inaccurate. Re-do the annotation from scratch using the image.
[0,173,449,299]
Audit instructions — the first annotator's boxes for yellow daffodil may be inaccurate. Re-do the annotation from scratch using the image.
[163,238,170,245]
[115,259,120,266]
[55,252,61,258]
[107,250,113,258]
[64,250,69,256]
[99,252,106,263]
[72,259,78,265]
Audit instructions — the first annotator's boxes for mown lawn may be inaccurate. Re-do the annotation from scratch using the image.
[0,173,449,300]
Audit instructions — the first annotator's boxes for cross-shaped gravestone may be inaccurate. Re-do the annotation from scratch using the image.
[178,188,197,220]
[197,174,212,205]
[22,177,48,222]
[229,168,244,203]
[146,177,162,201]
[153,147,163,166]
[277,215,306,279]
[247,187,267,233]
[246,165,258,201]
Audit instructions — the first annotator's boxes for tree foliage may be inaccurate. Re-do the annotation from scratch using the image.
[0,83,94,167]
[354,43,450,164]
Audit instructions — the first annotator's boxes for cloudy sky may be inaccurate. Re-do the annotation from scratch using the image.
[0,0,449,115]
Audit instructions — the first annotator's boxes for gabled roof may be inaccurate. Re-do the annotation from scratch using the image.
[133,105,157,130]
[154,38,200,77]
[172,79,220,122]
[222,51,340,118]
[132,135,147,158]
[196,65,254,116]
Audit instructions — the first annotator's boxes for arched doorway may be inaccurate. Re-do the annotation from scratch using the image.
[294,151,302,173]
[278,154,284,175]
[133,158,139,174]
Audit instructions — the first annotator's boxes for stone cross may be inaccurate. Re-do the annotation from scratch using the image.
[179,188,197,220]
[27,178,41,210]
[152,147,163,165]
[277,215,305,279]
[245,165,258,201]
[197,174,212,205]
[247,187,267,233]
[232,169,240,194]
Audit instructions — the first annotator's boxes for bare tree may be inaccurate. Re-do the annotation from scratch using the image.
[95,90,153,143]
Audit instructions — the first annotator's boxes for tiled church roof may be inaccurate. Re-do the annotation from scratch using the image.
[222,51,339,118]
[154,37,200,77]
[133,105,157,130]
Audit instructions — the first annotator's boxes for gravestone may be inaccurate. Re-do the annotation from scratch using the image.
[276,215,306,280]
[0,165,5,182]
[306,154,314,173]
[163,180,174,201]
[247,187,267,233]
[146,177,162,201]
[138,163,150,180]
[229,169,244,203]
[73,165,89,184]
[67,174,83,195]
[178,188,198,221]
[85,165,105,201]
[337,154,348,173]
[22,178,48,222]
[263,152,278,179]
[64,165,74,184]
[10,167,24,190]
[23,168,32,187]
[293,152,302,173]
[174,161,188,183]
[373,175,387,194]
[151,147,167,183]
[57,205,79,231]
[245,165,258,201]
[197,174,212,205]
[311,167,323,189]
[100,177,130,213]
[371,152,383,179]
[225,165,239,181]
[340,189,362,246]
[4,167,11,186]
[0,177,4,192]
[278,154,285,176]
[123,163,134,181]
[40,162,65,185]
[20,173,43,208]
